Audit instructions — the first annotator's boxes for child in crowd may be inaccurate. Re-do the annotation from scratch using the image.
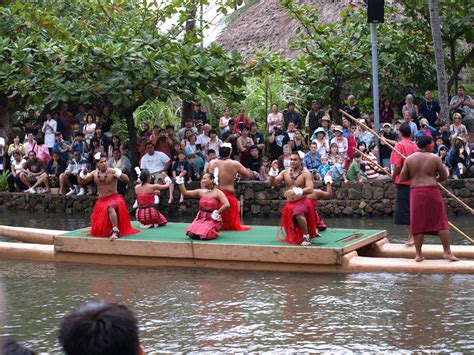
[328,155,346,182]
[245,145,262,180]
[437,145,449,174]
[328,142,340,166]
[172,150,189,203]
[203,149,217,173]
[259,156,270,182]
[187,153,203,183]
[316,155,331,180]
[346,152,363,182]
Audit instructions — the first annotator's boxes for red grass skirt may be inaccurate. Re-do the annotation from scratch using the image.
[410,185,448,235]
[279,197,317,244]
[186,211,222,240]
[136,207,167,226]
[220,189,251,231]
[89,194,139,237]
[310,199,327,231]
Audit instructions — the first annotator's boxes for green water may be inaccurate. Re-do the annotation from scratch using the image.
[0,212,473,352]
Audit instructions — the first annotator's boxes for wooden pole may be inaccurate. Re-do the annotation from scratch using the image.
[340,109,474,214]
[354,147,473,244]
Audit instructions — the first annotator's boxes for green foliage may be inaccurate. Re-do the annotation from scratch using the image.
[133,97,182,129]
[0,172,8,191]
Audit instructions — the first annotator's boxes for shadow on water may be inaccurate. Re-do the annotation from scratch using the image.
[0,210,473,352]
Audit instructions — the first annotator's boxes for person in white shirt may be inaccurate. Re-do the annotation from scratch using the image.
[42,113,57,149]
[196,124,211,148]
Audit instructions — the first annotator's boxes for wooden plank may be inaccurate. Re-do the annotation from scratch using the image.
[54,236,342,264]
[340,230,387,255]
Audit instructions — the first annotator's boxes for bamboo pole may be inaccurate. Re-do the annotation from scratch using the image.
[354,147,474,244]
[340,109,474,214]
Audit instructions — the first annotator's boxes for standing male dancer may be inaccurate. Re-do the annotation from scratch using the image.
[207,143,251,230]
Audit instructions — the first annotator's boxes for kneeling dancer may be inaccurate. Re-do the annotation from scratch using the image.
[134,168,170,228]
[80,154,139,239]
[176,172,230,240]
[269,153,316,245]
[400,136,458,262]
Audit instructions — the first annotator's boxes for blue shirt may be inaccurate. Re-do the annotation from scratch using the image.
[303,151,321,171]
[317,163,331,178]
[52,140,71,162]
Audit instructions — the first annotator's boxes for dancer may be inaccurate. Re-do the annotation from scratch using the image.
[269,152,316,246]
[400,136,459,262]
[308,175,333,235]
[207,143,251,231]
[79,153,139,239]
[176,172,230,240]
[134,169,169,229]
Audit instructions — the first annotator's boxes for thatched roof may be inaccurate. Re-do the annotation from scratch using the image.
[216,0,360,58]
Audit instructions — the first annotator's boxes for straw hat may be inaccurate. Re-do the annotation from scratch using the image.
[333,125,343,133]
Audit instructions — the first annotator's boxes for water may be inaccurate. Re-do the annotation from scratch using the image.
[0,211,473,352]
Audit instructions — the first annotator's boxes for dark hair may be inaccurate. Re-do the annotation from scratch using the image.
[36,136,44,145]
[58,301,140,355]
[219,145,232,158]
[112,148,121,154]
[399,123,412,138]
[145,141,154,148]
[241,125,250,132]
[139,169,151,184]
[204,172,215,183]
[368,143,377,152]
[208,149,216,154]
[209,129,217,136]
[177,150,186,155]
[287,101,295,108]
[3,339,36,355]
[357,141,366,149]
[90,137,100,146]
[188,153,196,159]
[416,135,433,149]
[353,152,362,158]
[249,145,258,151]
[112,135,121,143]
[75,132,84,137]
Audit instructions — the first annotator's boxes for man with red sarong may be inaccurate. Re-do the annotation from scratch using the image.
[269,152,316,245]
[308,175,333,236]
[80,154,139,239]
[207,143,251,231]
[400,136,458,262]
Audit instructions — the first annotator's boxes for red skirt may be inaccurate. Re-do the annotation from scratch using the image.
[310,199,327,231]
[220,189,251,231]
[136,207,167,226]
[410,185,448,235]
[89,194,139,237]
[186,210,222,240]
[280,197,317,245]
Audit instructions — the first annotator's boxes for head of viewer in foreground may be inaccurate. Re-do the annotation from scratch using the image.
[59,300,144,355]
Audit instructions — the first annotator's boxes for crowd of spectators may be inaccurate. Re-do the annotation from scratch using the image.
[0,88,473,197]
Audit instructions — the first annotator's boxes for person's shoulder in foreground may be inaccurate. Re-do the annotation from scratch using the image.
[59,300,144,355]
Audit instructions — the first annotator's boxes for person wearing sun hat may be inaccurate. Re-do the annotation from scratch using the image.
[311,127,330,157]
[330,125,348,157]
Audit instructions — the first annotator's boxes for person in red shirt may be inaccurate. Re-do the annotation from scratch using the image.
[389,122,419,245]
[234,108,250,132]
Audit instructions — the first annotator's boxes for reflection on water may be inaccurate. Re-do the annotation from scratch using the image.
[0,211,473,352]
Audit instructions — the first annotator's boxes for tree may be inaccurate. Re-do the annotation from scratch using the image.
[428,0,449,123]
[0,0,246,164]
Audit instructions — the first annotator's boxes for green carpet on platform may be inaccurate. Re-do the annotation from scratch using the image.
[59,222,384,249]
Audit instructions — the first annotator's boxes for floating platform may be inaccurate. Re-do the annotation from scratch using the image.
[0,223,473,274]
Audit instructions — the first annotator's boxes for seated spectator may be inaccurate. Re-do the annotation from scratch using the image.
[277,144,293,171]
[449,86,473,118]
[7,151,26,192]
[74,104,87,124]
[449,140,469,179]
[328,155,346,182]
[203,148,217,172]
[437,144,449,173]
[330,126,348,158]
[259,156,270,182]
[234,107,250,132]
[107,135,123,158]
[364,144,388,180]
[82,114,96,143]
[449,112,468,140]
[286,121,297,140]
[402,94,419,123]
[7,135,25,162]
[249,121,265,153]
[267,124,290,161]
[52,132,71,163]
[311,127,329,157]
[292,129,307,152]
[283,101,302,129]
[402,110,418,138]
[237,125,253,164]
[244,145,262,179]
[316,155,331,180]
[220,119,240,160]
[355,119,374,147]
[38,151,66,193]
[303,142,321,176]
[437,123,451,149]
[267,103,284,133]
[24,133,37,156]
[92,126,110,152]
[88,137,105,167]
[195,120,204,135]
[187,153,203,182]
[139,121,151,139]
[69,121,83,142]
[197,124,211,150]
[328,142,340,166]
[140,142,171,182]
[34,136,51,164]
[59,151,88,195]
[219,107,231,132]
[71,132,87,157]
[416,118,437,139]
[205,129,221,158]
[151,127,174,160]
[380,123,399,168]
[58,300,144,355]
[107,149,131,196]
[172,150,189,203]
[19,151,46,194]
[177,118,198,142]
[185,133,204,171]
[346,152,363,182]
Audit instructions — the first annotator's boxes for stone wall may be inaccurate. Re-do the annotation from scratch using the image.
[0,179,473,217]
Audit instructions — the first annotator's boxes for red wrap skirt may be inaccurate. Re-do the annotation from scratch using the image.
[280,197,317,245]
[220,189,251,231]
[89,194,139,237]
[410,185,448,235]
[310,199,327,231]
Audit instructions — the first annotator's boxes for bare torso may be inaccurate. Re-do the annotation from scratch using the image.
[403,152,445,186]
[207,159,249,193]
[93,168,118,198]
[281,168,313,201]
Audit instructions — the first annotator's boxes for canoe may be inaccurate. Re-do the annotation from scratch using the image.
[0,223,473,274]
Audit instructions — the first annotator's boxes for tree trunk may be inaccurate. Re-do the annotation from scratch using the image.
[428,0,449,123]
[181,101,193,127]
[330,86,342,125]
[449,41,456,95]
[181,1,197,127]
[0,109,14,137]
[124,112,138,167]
